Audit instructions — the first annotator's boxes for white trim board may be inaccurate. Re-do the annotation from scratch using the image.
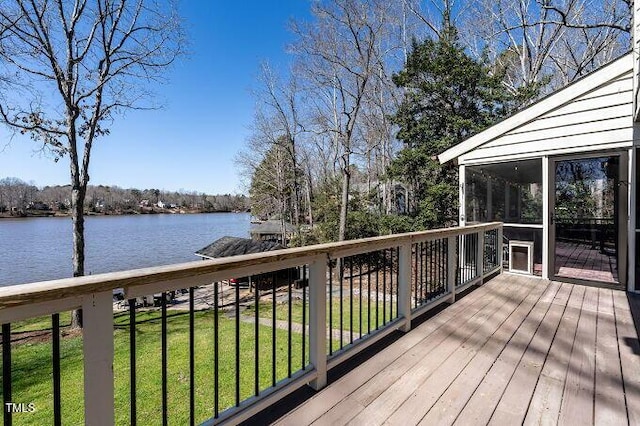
[439,53,633,164]
[459,141,635,165]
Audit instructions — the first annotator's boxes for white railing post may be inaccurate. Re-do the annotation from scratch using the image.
[308,255,327,390]
[398,243,412,332]
[447,236,457,303]
[476,230,485,284]
[82,291,114,425]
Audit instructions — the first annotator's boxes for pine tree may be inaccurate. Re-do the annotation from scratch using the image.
[388,23,515,229]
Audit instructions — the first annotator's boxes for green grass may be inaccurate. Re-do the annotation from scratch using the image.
[246,294,397,335]
[11,312,72,333]
[2,290,398,425]
[1,309,309,425]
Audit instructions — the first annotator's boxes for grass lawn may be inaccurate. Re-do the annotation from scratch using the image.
[2,309,309,425]
[245,293,398,337]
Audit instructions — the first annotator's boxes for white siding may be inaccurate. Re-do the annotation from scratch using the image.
[460,71,636,164]
[634,2,640,120]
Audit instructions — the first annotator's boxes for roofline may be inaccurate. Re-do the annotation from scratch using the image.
[438,52,633,164]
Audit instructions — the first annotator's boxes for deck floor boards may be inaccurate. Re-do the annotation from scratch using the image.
[273,274,640,426]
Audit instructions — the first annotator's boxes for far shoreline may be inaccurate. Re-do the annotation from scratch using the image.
[0,208,250,219]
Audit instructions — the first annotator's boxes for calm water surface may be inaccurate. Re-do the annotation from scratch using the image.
[0,213,250,286]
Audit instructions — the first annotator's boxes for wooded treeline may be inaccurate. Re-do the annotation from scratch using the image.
[0,177,249,215]
[239,0,631,244]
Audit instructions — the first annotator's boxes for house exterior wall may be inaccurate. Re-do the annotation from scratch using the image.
[634,0,640,120]
[459,71,635,165]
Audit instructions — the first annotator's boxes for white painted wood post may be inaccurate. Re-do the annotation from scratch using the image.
[476,230,484,284]
[82,291,114,425]
[542,155,550,280]
[447,236,457,303]
[398,243,412,332]
[308,255,327,390]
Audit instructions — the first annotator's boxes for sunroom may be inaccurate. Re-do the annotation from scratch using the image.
[439,52,638,292]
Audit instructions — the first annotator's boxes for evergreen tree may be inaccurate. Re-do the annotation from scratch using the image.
[388,24,515,229]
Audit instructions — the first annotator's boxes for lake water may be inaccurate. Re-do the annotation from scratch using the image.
[0,213,250,286]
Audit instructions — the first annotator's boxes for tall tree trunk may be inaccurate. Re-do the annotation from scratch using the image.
[338,159,350,242]
[306,173,314,228]
[290,139,301,227]
[70,186,85,328]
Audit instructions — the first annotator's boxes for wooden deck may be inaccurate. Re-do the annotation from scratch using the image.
[555,241,618,283]
[274,274,640,426]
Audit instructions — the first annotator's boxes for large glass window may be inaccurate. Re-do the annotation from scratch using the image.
[466,159,543,224]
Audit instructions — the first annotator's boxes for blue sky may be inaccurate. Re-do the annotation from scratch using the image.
[0,1,311,195]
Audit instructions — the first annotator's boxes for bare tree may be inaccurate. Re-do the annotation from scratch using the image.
[292,0,388,242]
[464,0,630,95]
[0,0,184,327]
[253,63,305,227]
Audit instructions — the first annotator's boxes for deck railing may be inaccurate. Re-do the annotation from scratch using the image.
[0,222,502,425]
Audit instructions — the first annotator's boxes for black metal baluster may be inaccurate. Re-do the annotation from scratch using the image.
[375,254,379,329]
[443,237,456,289]
[397,247,400,315]
[161,293,168,426]
[349,258,353,344]
[469,234,473,280]
[254,283,260,396]
[427,242,431,300]
[287,270,292,378]
[214,283,219,418]
[469,235,473,281]
[456,236,460,286]
[470,235,473,281]
[340,260,344,349]
[189,288,195,426]
[52,314,61,426]
[464,235,468,283]
[382,250,387,324]
[367,253,371,335]
[432,241,436,297]
[359,257,362,338]
[128,302,136,426]
[424,243,428,302]
[2,323,11,426]
[272,272,276,387]
[235,279,241,406]
[430,241,434,298]
[474,234,478,279]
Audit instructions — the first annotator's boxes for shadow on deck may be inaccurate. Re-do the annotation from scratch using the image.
[245,274,640,426]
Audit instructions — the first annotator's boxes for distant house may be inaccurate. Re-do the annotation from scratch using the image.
[250,220,296,245]
[27,201,51,211]
[156,200,166,208]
